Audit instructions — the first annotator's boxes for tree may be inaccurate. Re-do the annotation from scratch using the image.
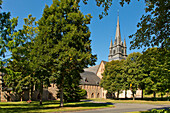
[142,48,170,98]
[32,0,96,106]
[0,0,18,68]
[100,60,125,99]
[129,0,169,50]
[3,14,38,101]
[124,52,144,100]
[58,75,87,102]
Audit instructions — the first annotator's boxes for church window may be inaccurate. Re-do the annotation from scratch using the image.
[91,93,94,98]
[122,49,124,54]
[97,93,100,98]
[113,49,115,54]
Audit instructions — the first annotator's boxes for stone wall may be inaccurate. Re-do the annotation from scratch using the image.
[80,84,106,99]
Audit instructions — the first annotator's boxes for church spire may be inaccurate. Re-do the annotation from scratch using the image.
[110,39,113,48]
[124,37,126,47]
[115,10,121,45]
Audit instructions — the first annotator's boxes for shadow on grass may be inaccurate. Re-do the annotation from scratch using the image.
[0,101,113,113]
[64,102,114,107]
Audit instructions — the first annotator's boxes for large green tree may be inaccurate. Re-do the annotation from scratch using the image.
[124,52,144,100]
[4,14,38,101]
[32,0,96,106]
[100,60,125,99]
[142,48,170,98]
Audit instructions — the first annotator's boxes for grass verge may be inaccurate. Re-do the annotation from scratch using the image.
[125,108,170,113]
[88,98,170,105]
[0,100,114,113]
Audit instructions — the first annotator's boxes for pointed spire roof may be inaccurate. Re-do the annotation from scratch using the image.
[124,37,126,47]
[115,10,121,45]
[110,39,113,48]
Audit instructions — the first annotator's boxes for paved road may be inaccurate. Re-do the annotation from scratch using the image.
[67,103,170,113]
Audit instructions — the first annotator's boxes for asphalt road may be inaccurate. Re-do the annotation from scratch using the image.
[67,103,170,113]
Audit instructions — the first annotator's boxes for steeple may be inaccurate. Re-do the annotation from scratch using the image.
[110,39,113,48]
[115,10,121,45]
[123,37,126,47]
[108,11,127,62]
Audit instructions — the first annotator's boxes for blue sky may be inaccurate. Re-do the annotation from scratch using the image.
[2,0,146,65]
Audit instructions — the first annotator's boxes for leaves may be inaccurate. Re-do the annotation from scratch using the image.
[130,0,169,50]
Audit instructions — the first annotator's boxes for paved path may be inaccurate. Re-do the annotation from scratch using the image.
[68,102,170,113]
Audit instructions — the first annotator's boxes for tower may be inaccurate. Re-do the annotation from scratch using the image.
[108,13,127,61]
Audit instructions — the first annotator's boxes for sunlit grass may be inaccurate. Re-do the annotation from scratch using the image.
[0,100,114,113]
[88,98,170,105]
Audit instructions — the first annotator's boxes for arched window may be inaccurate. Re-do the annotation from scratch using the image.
[97,93,100,98]
[91,93,94,98]
[113,50,115,54]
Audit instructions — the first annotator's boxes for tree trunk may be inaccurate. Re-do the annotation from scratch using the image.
[141,89,143,99]
[161,93,163,99]
[132,91,135,100]
[60,88,64,107]
[20,92,23,102]
[117,90,119,99]
[29,87,31,101]
[153,92,156,98]
[125,90,127,99]
[39,81,43,105]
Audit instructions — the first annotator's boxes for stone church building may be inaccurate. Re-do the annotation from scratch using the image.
[79,14,142,99]
[0,15,142,102]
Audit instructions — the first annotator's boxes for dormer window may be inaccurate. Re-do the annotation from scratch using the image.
[96,81,99,85]
[83,77,88,82]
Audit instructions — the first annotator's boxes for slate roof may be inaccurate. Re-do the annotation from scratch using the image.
[80,71,101,85]
[84,65,99,74]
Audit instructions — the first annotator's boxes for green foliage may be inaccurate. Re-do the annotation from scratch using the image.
[142,48,170,97]
[32,0,96,105]
[3,14,38,100]
[0,0,18,68]
[124,52,144,99]
[83,0,131,19]
[129,0,169,50]
[59,84,87,102]
[100,60,125,98]
[0,0,2,8]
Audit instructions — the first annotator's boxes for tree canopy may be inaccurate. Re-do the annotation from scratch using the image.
[31,0,96,106]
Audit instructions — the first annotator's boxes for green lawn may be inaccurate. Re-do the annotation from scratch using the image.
[125,108,170,113]
[0,100,114,113]
[89,98,170,105]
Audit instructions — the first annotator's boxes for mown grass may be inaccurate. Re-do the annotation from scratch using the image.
[126,108,170,113]
[0,100,114,113]
[88,98,170,105]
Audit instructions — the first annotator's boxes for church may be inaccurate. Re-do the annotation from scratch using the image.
[0,15,142,102]
[79,14,142,99]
